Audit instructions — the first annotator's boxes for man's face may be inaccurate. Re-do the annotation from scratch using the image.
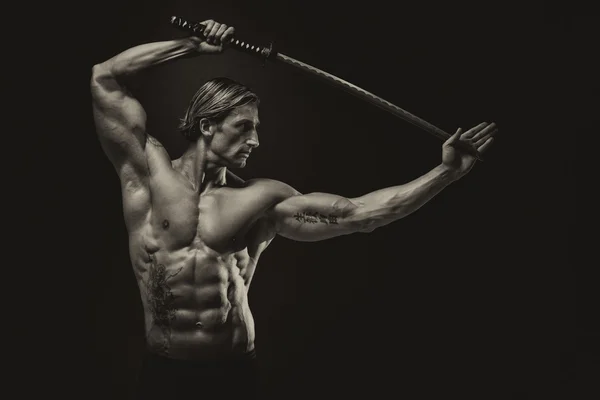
[209,103,260,168]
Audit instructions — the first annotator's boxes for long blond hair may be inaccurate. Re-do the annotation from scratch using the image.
[178,77,259,141]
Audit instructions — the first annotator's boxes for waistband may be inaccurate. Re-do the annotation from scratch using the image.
[143,348,257,368]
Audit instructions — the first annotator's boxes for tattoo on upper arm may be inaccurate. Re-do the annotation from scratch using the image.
[146,135,163,147]
[293,211,339,225]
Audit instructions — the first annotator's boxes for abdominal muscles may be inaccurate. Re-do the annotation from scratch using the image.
[136,244,254,359]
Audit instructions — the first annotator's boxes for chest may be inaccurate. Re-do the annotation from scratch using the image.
[146,175,268,253]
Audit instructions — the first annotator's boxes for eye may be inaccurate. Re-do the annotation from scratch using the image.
[242,122,257,132]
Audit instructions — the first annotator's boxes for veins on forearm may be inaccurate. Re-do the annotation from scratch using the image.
[293,211,339,225]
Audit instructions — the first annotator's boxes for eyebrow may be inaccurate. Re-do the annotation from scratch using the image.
[236,118,260,127]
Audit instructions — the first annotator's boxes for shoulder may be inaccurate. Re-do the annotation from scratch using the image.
[244,178,301,201]
[242,179,300,243]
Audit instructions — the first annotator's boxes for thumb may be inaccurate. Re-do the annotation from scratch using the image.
[445,127,462,146]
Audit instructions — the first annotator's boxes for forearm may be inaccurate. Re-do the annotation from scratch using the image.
[96,38,200,78]
[352,164,458,231]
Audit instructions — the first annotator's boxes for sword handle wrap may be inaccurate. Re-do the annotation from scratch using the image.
[170,16,274,61]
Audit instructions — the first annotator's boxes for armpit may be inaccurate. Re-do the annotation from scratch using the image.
[247,216,278,246]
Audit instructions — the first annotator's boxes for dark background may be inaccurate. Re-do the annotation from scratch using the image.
[27,0,589,399]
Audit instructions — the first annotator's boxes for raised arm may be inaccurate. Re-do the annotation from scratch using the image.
[90,19,235,183]
[269,122,498,242]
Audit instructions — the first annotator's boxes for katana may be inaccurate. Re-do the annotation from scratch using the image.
[170,16,483,160]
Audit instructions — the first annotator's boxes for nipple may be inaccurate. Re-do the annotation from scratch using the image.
[162,219,169,229]
[195,321,203,328]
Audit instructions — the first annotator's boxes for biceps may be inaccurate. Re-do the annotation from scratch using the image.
[272,193,361,241]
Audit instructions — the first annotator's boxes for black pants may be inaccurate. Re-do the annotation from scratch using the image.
[135,349,261,400]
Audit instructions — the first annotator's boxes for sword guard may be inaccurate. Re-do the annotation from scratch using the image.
[261,42,274,67]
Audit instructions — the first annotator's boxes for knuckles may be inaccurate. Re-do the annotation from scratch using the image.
[201,19,235,45]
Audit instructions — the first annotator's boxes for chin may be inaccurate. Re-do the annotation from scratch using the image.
[228,160,247,169]
[221,153,250,169]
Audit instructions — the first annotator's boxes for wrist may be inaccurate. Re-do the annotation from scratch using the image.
[436,163,462,183]
[185,36,205,53]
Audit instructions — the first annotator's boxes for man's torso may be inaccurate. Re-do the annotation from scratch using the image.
[123,139,286,360]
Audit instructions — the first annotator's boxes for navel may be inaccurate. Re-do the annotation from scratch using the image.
[162,219,169,229]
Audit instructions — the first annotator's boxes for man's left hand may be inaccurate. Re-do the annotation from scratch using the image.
[442,122,498,178]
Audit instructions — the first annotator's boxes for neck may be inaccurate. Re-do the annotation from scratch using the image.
[178,140,227,193]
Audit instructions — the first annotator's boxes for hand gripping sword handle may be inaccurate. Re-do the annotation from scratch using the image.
[170,16,274,62]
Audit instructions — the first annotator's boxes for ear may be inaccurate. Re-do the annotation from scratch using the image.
[198,118,214,138]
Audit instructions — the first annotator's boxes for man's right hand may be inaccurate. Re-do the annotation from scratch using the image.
[192,19,235,54]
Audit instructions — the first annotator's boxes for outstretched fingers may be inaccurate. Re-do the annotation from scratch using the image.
[461,122,488,139]
[477,137,495,154]
[471,122,497,142]
[473,126,498,148]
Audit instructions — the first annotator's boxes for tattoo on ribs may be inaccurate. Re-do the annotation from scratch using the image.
[293,211,339,224]
[143,255,183,354]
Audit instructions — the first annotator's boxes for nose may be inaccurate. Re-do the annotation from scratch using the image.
[247,134,259,149]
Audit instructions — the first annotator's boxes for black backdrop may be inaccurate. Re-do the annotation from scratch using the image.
[28,1,588,399]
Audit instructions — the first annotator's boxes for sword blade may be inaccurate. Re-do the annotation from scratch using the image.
[276,53,450,141]
[275,53,482,160]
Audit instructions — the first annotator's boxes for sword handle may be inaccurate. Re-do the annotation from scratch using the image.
[170,16,274,62]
